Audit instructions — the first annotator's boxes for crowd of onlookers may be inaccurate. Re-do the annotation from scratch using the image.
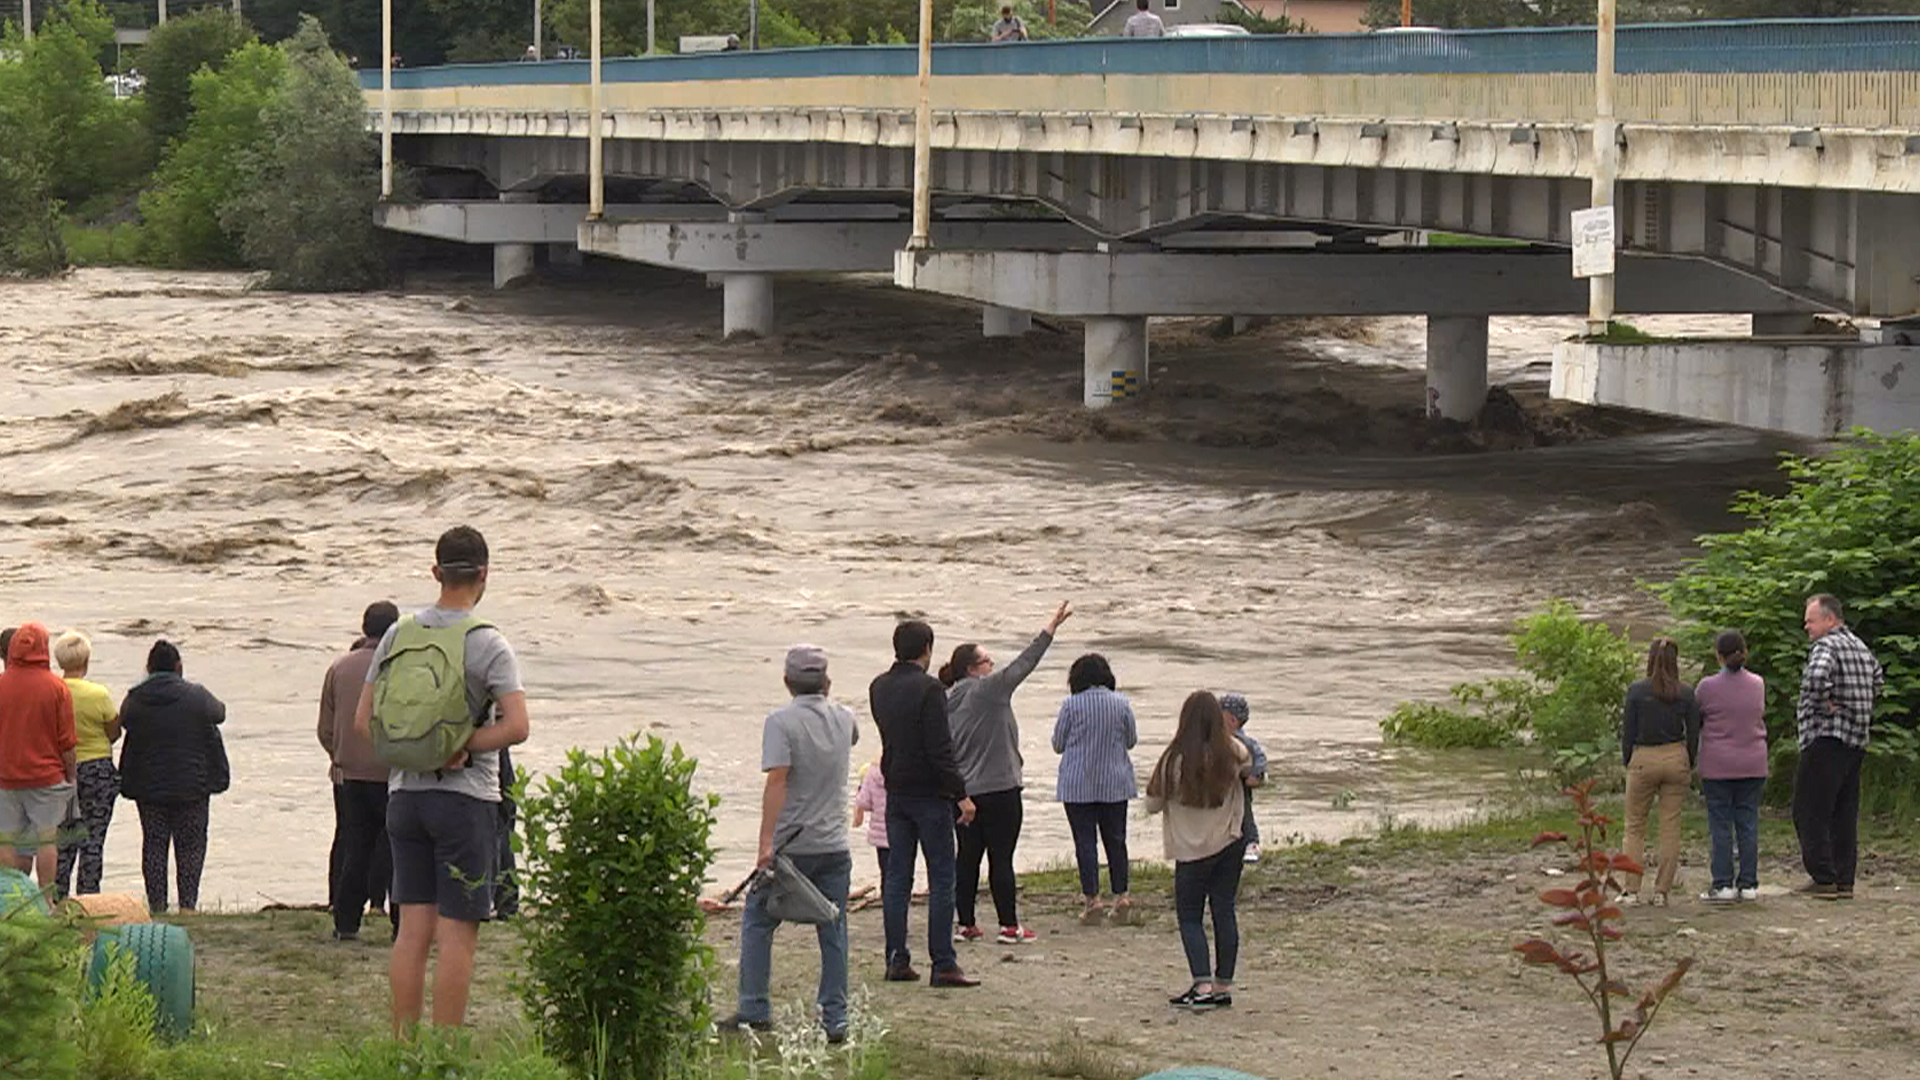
[0,532,1888,1037]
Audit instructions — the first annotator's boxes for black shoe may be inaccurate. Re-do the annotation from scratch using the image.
[884,964,920,982]
[1197,990,1234,1009]
[1169,986,1217,1009]
[1797,881,1840,900]
[331,929,360,942]
[1836,884,1856,900]
[717,1014,773,1034]
[825,1028,847,1045]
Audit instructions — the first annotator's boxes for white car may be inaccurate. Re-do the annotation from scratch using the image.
[1164,23,1251,37]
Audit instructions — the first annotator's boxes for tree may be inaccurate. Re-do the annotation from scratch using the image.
[221,16,388,289]
[141,40,288,267]
[4,0,149,210]
[945,0,1091,40]
[547,0,820,53]
[139,9,257,146]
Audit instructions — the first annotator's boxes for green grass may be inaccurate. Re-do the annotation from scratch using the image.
[1581,319,1669,345]
[1426,231,1529,249]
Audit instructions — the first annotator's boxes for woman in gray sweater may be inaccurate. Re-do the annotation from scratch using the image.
[940,601,1072,944]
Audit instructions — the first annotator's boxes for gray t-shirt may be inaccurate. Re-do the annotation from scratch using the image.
[367,605,523,802]
[1123,10,1165,36]
[762,695,857,857]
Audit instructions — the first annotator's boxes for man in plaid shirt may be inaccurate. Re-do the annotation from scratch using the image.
[1792,593,1884,900]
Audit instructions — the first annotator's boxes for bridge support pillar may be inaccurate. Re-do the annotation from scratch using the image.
[1084,317,1149,409]
[549,243,584,268]
[492,192,540,289]
[723,273,775,339]
[1425,315,1489,422]
[983,305,1032,338]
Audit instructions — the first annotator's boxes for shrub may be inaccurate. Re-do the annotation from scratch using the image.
[0,898,82,1080]
[221,17,389,290]
[516,736,719,1080]
[1380,601,1639,780]
[76,945,161,1080]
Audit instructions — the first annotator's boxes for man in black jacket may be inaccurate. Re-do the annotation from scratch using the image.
[869,620,979,988]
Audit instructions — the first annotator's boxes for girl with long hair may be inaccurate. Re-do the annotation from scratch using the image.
[1145,691,1251,1009]
[1619,637,1702,905]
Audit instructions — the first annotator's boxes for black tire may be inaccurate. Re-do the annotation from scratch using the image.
[0,865,51,918]
[89,922,196,1041]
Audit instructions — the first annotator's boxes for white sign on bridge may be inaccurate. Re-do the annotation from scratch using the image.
[1571,206,1617,279]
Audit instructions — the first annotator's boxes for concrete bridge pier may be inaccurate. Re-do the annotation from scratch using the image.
[492,193,540,289]
[1425,315,1489,422]
[549,243,584,268]
[1084,317,1149,409]
[983,305,1032,338]
[722,273,775,339]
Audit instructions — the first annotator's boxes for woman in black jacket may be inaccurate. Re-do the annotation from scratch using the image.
[119,640,227,913]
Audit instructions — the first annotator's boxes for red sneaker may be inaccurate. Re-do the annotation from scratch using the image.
[995,925,1037,944]
[954,924,985,942]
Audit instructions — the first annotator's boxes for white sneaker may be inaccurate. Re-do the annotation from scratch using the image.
[1617,893,1639,906]
[1700,887,1739,903]
[1242,843,1262,864]
[1737,887,1761,902]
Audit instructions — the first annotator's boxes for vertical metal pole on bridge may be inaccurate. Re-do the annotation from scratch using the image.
[158,0,167,24]
[646,0,654,56]
[1400,0,1411,27]
[534,0,542,60]
[589,0,604,217]
[1587,0,1617,336]
[381,0,392,198]
[22,0,31,40]
[908,0,934,249]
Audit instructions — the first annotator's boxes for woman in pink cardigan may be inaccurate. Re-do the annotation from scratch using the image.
[1694,630,1769,902]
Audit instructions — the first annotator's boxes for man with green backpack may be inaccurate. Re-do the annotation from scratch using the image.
[355,525,529,1033]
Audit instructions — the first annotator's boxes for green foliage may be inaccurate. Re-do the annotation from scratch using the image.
[77,946,162,1080]
[548,0,821,53]
[1379,678,1531,748]
[62,220,152,265]
[944,0,1091,40]
[0,900,82,1080]
[221,17,389,290]
[139,9,258,146]
[1216,4,1305,33]
[308,1030,572,1080]
[141,41,289,268]
[516,736,720,1080]
[1380,601,1638,782]
[1660,432,1920,745]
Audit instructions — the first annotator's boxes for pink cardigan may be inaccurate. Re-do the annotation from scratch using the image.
[1694,668,1768,780]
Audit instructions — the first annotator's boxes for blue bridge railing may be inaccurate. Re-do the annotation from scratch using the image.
[361,17,1920,91]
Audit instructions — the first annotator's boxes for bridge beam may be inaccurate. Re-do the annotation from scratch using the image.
[576,218,1093,274]
[892,250,1817,318]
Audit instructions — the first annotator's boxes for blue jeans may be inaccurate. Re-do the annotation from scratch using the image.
[1703,778,1764,890]
[883,795,958,973]
[737,850,852,1033]
[1173,838,1246,983]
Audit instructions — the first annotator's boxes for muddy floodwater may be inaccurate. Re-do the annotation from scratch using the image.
[0,265,1802,908]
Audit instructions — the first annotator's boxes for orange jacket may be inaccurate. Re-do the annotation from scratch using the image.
[0,623,78,789]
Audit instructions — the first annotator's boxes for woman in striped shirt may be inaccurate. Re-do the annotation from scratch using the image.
[1052,654,1139,926]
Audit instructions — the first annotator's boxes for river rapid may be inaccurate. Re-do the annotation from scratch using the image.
[0,264,1802,908]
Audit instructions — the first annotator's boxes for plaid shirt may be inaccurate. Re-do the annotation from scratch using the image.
[1796,625,1884,750]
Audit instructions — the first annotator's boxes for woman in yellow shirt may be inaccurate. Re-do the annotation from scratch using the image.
[54,630,120,899]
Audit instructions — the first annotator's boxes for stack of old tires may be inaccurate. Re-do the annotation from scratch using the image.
[0,865,50,917]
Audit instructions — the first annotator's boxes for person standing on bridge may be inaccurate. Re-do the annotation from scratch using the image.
[1123,0,1165,38]
[992,6,1029,42]
[941,601,1071,946]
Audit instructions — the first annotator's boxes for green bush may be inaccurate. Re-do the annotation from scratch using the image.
[76,946,161,1080]
[1660,431,1920,750]
[516,736,719,1080]
[1380,600,1638,782]
[62,221,152,266]
[0,900,82,1080]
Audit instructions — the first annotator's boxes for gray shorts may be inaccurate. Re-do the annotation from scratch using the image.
[0,783,74,856]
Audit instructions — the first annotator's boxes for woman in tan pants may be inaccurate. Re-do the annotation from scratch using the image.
[1618,638,1701,906]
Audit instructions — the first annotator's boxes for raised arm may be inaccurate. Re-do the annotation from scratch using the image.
[982,601,1073,696]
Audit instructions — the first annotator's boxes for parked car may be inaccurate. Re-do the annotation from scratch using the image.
[1164,23,1252,37]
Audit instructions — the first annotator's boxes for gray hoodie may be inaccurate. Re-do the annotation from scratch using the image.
[946,631,1054,796]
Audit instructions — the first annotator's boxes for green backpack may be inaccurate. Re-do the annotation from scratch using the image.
[371,615,491,772]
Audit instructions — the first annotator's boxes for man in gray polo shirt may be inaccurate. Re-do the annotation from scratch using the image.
[356,525,529,1033]
[723,644,858,1043]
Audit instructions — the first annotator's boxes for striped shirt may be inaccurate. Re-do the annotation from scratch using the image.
[1797,625,1884,750]
[1051,687,1139,804]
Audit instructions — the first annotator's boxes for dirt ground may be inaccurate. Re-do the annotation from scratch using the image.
[716,836,1920,1080]
[182,818,1920,1080]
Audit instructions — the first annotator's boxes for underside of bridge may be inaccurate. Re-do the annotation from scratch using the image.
[379,131,1918,431]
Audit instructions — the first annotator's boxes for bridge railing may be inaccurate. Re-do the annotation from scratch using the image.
[362,17,1920,128]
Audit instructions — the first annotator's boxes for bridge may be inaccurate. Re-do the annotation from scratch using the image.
[366,19,1920,435]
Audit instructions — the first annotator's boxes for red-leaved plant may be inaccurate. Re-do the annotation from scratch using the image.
[1514,780,1693,1080]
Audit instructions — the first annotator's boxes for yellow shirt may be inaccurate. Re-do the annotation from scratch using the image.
[68,678,118,763]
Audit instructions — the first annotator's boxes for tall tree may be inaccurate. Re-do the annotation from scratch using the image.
[139,8,257,145]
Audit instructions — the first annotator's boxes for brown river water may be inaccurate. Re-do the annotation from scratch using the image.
[0,264,1803,908]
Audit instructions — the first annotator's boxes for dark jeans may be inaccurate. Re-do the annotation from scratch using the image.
[1793,736,1865,888]
[1241,787,1260,846]
[874,847,889,890]
[1173,839,1246,984]
[495,747,520,918]
[333,780,395,937]
[136,798,209,913]
[1702,777,1764,890]
[883,794,958,973]
[956,788,1022,929]
[1063,801,1130,897]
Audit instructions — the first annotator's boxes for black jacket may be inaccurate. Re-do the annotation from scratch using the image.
[1621,679,1701,768]
[119,674,228,803]
[869,662,967,801]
